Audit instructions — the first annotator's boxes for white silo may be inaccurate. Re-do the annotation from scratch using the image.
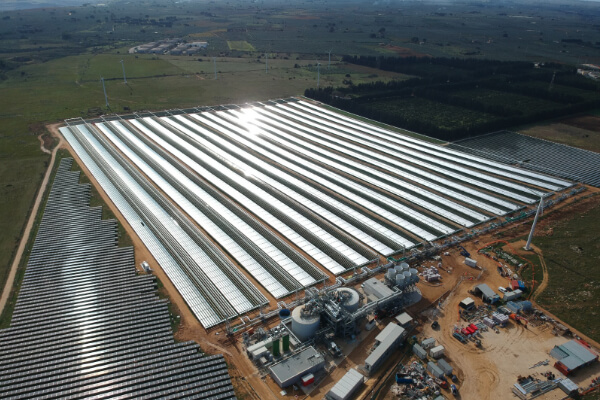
[386,268,396,281]
[400,262,409,271]
[291,305,320,341]
[394,263,404,273]
[396,274,406,288]
[336,288,361,313]
[410,268,419,285]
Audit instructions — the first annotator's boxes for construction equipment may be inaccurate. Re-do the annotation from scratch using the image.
[451,384,459,396]
[509,313,529,325]
[458,246,470,257]
[453,331,467,343]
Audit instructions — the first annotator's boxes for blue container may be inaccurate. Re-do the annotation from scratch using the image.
[518,280,526,290]
[396,374,414,385]
[520,301,532,311]
[279,309,291,318]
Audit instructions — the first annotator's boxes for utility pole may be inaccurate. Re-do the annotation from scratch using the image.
[317,63,321,88]
[100,77,109,107]
[548,71,556,92]
[120,59,127,84]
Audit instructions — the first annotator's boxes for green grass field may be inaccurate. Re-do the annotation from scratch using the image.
[366,97,500,131]
[227,41,256,52]
[511,197,600,343]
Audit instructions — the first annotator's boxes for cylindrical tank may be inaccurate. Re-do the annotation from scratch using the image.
[396,274,405,288]
[403,270,412,280]
[291,305,320,341]
[386,268,396,281]
[336,288,360,313]
[395,263,404,273]
[401,262,410,271]
[279,308,291,319]
[410,268,419,284]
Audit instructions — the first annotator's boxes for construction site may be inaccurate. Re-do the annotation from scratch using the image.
[9,97,597,400]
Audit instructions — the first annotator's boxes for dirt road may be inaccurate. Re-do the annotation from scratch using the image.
[0,130,62,315]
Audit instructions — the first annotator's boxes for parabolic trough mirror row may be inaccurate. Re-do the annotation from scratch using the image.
[59,98,573,328]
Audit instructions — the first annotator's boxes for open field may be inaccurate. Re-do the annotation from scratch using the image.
[366,97,501,132]
[520,116,600,154]
[227,41,256,52]
[523,195,600,343]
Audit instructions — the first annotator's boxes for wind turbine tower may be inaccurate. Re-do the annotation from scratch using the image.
[213,57,217,80]
[120,60,127,84]
[327,49,332,70]
[265,52,268,73]
[548,71,556,92]
[100,77,109,108]
[317,62,321,88]
[524,196,544,251]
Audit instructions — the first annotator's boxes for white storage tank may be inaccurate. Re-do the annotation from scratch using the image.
[395,262,409,273]
[396,274,405,288]
[386,268,396,281]
[336,288,361,313]
[409,268,419,284]
[291,305,321,341]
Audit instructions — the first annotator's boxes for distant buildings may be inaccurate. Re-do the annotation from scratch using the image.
[578,64,600,80]
[129,38,208,55]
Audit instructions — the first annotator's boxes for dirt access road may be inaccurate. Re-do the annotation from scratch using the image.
[0,130,62,315]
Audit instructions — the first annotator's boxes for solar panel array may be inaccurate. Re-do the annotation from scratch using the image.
[59,98,572,328]
[449,131,600,187]
[0,158,236,399]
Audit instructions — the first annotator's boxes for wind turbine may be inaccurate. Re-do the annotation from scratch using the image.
[100,76,109,107]
[213,57,217,80]
[120,59,127,84]
[327,48,332,70]
[524,195,544,251]
[265,51,268,73]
